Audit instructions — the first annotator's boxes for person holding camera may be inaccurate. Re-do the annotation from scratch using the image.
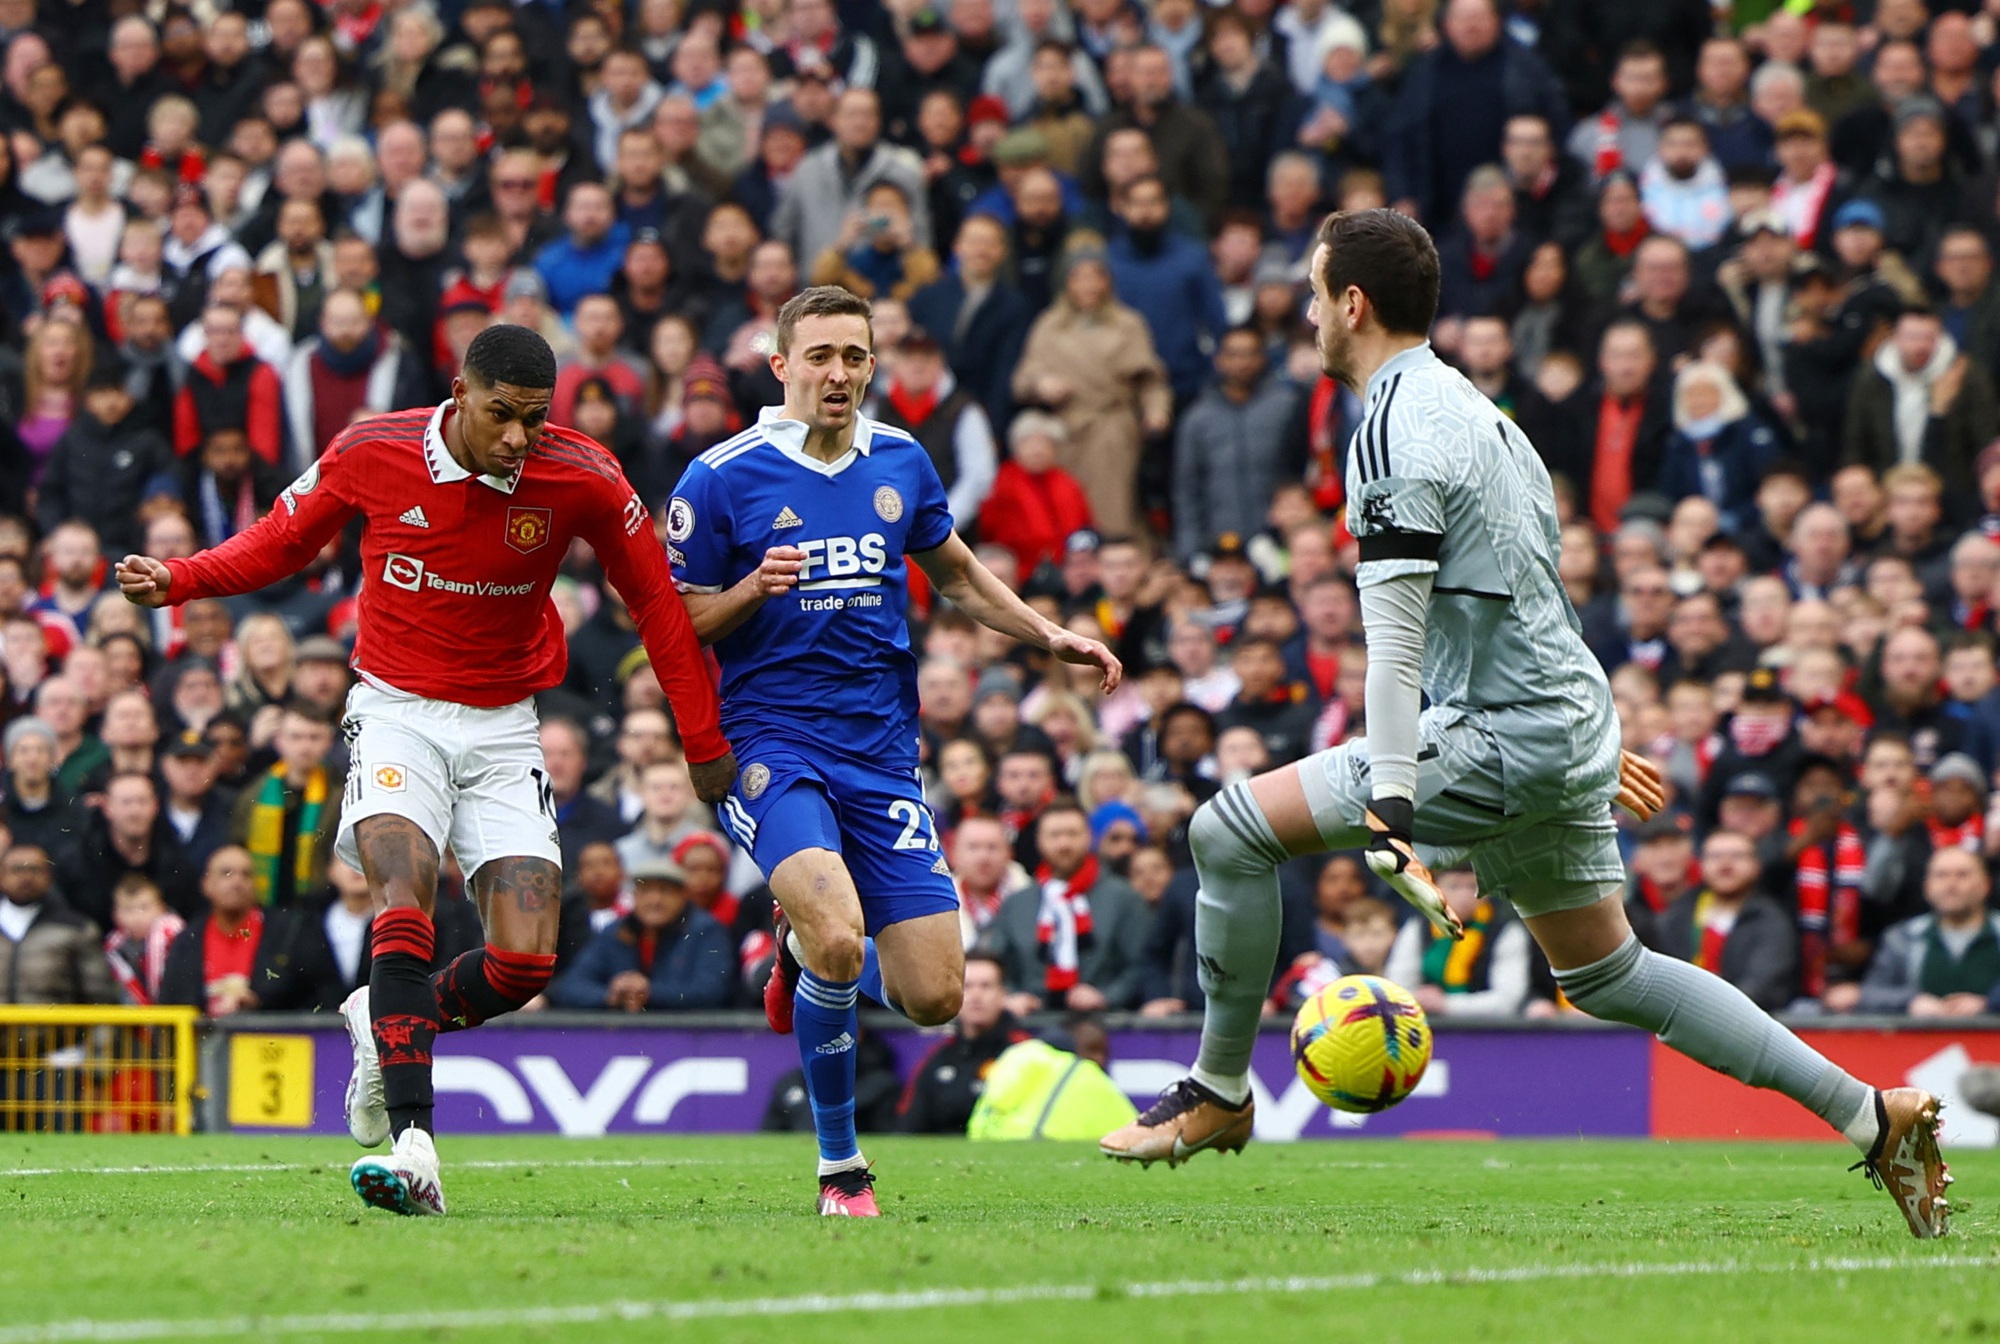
[807,180,941,303]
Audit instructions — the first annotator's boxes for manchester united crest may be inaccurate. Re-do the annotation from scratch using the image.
[873,486,904,522]
[505,506,552,553]
[374,765,406,792]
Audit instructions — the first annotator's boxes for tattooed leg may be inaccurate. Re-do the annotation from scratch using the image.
[355,817,443,1137]
[433,857,562,1032]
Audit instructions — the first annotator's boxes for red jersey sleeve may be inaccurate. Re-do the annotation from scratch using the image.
[163,434,362,603]
[583,474,731,765]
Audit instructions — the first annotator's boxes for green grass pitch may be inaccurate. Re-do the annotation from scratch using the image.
[0,1135,1994,1344]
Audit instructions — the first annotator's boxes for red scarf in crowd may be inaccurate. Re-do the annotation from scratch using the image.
[1726,708,1792,758]
[887,381,940,427]
[999,791,1055,847]
[1592,109,1624,178]
[1035,854,1098,994]
[1792,817,1864,998]
[1928,816,1983,853]
[1307,375,1346,511]
[1602,219,1650,258]
[1690,891,1733,973]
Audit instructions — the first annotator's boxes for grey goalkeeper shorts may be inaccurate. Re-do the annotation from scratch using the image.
[1297,708,1625,919]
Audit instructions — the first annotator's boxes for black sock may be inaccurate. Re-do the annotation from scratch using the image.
[371,906,439,1138]
[434,944,556,1032]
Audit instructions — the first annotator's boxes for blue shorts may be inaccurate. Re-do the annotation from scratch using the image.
[715,739,956,935]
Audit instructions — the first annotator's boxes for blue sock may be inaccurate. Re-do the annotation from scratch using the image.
[857,938,901,1015]
[794,969,860,1167]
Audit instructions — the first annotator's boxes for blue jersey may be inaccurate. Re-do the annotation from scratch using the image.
[669,407,954,767]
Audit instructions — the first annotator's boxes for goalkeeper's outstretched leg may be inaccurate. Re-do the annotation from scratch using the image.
[1101,743,1952,1239]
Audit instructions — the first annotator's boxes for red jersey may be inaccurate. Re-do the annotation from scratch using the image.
[164,404,728,763]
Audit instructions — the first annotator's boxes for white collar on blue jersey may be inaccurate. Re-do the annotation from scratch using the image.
[1364,340,1439,404]
[423,401,523,495]
[756,404,877,477]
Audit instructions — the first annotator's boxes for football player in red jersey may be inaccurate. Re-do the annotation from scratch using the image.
[118,322,737,1216]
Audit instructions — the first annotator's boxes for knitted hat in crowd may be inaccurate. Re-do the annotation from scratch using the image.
[974,665,1022,705]
[503,269,548,303]
[440,280,492,318]
[1931,753,1986,791]
[683,357,735,409]
[966,94,1010,129]
[1774,108,1827,141]
[672,830,730,870]
[1089,799,1148,848]
[1830,198,1886,234]
[86,352,128,391]
[1894,94,1948,132]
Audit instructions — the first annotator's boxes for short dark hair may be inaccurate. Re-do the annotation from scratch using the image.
[463,323,557,390]
[1157,701,1217,738]
[1037,798,1089,830]
[965,949,1006,978]
[1312,209,1440,337]
[280,698,335,728]
[775,285,874,357]
[1616,39,1666,69]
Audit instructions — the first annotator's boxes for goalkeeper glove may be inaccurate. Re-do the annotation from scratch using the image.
[1363,796,1464,941]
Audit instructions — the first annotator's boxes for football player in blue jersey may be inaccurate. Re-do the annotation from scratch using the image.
[671,286,1121,1215]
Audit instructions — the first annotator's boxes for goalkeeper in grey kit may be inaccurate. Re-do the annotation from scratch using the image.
[1098,208,1952,1240]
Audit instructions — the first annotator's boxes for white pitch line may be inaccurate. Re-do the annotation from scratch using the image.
[0,1254,1990,1343]
[0,1158,719,1178]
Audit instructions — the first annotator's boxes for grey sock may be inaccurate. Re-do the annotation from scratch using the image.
[1557,936,1871,1135]
[1189,784,1292,1102]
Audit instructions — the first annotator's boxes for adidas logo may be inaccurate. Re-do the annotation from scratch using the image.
[814,1032,855,1055]
[772,506,803,530]
[930,855,951,875]
[399,506,430,529]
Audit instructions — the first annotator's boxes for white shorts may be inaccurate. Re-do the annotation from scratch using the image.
[333,682,563,879]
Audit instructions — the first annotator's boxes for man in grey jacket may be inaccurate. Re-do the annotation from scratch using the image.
[1172,327,1301,562]
[770,88,930,273]
[1845,846,2000,1017]
[982,801,1150,1013]
[0,844,118,1005]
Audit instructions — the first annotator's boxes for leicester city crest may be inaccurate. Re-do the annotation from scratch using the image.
[742,763,771,800]
[873,485,904,522]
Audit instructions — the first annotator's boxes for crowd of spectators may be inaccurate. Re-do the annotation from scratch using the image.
[12,0,2000,1046]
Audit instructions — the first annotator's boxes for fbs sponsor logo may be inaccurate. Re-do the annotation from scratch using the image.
[381,554,537,598]
[796,534,889,582]
[814,1032,856,1056]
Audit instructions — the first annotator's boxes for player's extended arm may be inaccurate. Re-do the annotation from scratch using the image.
[680,547,806,646]
[1358,569,1464,941]
[116,461,356,607]
[912,531,1122,692]
[586,492,737,797]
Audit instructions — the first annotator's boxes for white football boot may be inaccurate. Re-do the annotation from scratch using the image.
[351,1127,447,1217]
[340,987,390,1148]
